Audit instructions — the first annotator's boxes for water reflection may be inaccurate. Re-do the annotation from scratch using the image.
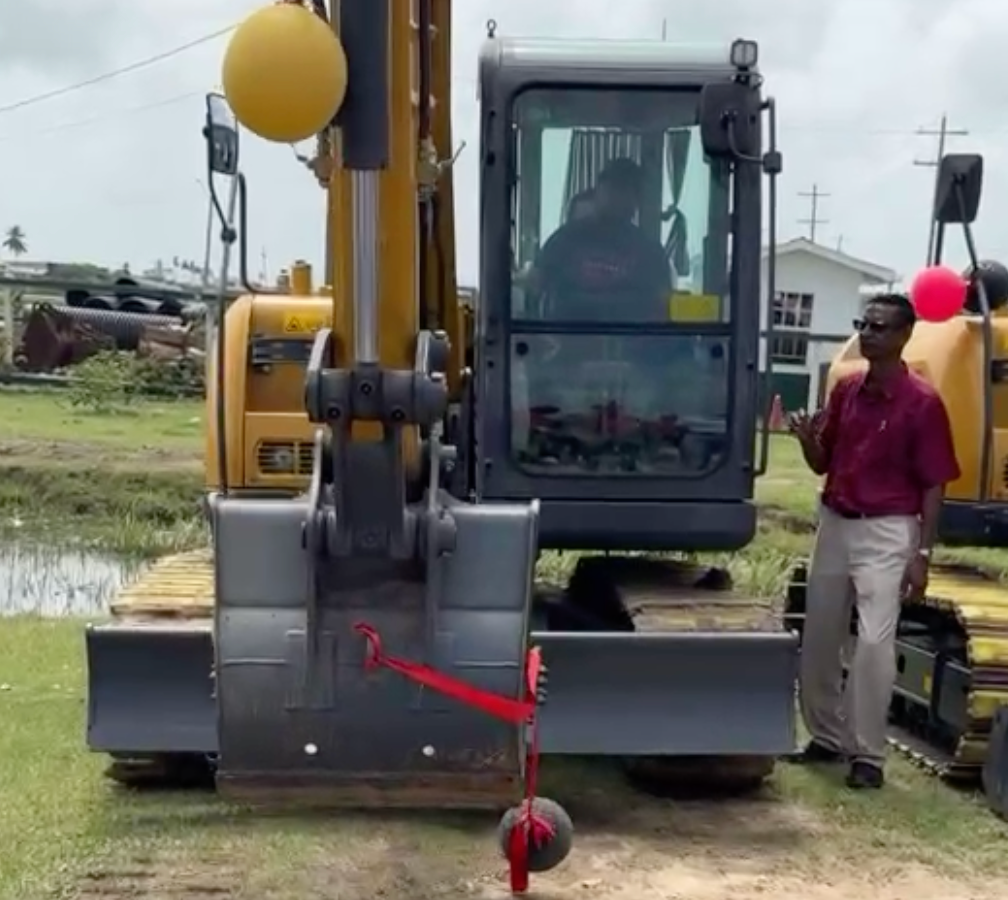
[0,544,145,616]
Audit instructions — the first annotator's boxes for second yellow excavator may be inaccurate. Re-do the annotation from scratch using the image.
[84,1,799,888]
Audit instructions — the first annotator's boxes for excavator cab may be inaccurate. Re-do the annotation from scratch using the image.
[469,37,795,765]
[476,37,774,552]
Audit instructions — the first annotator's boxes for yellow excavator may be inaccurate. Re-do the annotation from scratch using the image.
[84,1,799,887]
[785,152,1008,817]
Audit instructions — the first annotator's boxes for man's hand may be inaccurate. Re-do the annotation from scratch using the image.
[788,408,829,475]
[787,409,818,444]
[902,553,930,601]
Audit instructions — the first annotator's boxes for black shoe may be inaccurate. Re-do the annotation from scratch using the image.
[791,740,844,764]
[845,761,884,789]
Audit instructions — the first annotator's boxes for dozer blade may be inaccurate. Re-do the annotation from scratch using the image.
[86,621,217,755]
[532,630,798,756]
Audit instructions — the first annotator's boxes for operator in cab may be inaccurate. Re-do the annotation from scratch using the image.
[529,157,671,322]
[787,293,960,790]
[564,188,596,224]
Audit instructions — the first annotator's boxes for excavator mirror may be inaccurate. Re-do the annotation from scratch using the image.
[698,82,759,158]
[934,153,983,224]
[204,92,239,176]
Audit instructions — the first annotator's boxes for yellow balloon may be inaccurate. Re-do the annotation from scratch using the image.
[222,3,348,144]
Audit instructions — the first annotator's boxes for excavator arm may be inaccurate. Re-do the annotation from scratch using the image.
[324,0,460,390]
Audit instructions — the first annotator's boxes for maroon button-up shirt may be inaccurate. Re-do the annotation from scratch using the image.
[817,364,960,517]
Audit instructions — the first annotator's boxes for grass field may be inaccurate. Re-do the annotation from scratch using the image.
[0,390,204,555]
[4,389,1008,898]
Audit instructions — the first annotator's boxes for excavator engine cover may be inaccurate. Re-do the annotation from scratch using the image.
[209,492,540,809]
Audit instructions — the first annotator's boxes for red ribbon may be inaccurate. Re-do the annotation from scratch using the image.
[353,622,554,893]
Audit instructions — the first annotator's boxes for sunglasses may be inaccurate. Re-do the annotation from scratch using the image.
[852,318,896,334]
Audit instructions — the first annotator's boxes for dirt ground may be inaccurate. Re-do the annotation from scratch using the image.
[69,793,1003,900]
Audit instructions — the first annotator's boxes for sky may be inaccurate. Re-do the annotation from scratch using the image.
[1,0,1006,287]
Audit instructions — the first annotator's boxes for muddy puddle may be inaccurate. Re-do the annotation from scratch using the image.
[0,544,145,616]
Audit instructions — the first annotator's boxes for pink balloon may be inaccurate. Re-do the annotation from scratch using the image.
[909,266,967,322]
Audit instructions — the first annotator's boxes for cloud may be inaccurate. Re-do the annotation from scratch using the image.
[0,0,1003,287]
[0,0,142,76]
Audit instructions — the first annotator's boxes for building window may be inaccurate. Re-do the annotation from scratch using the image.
[773,291,814,329]
[771,332,809,365]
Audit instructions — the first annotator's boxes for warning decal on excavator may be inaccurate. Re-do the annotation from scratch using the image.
[283,314,329,334]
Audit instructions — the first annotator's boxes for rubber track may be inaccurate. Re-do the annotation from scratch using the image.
[110,548,214,620]
[894,567,1008,780]
[562,555,782,635]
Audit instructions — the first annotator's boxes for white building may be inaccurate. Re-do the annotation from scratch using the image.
[759,237,898,411]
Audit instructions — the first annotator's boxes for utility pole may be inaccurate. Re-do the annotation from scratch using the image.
[914,114,968,263]
[797,184,829,243]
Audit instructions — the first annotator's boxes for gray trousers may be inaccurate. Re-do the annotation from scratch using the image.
[799,505,919,767]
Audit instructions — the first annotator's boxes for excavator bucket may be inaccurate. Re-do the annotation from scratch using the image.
[85,622,217,755]
[210,492,541,810]
[534,630,798,755]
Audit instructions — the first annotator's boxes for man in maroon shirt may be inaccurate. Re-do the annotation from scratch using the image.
[788,292,960,789]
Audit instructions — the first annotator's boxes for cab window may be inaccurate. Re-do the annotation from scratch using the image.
[507,86,732,476]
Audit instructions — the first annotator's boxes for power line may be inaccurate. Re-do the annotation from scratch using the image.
[914,113,968,263]
[797,184,829,243]
[0,24,235,117]
[0,91,203,144]
[781,121,1008,136]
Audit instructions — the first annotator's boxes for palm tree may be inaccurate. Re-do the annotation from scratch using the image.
[2,226,27,257]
